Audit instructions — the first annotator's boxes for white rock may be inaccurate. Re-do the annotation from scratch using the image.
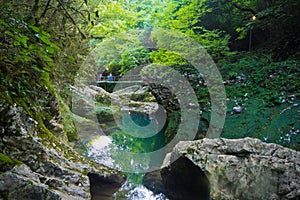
[233,105,242,113]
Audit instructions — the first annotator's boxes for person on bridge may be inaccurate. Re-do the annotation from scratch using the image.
[108,73,113,81]
[98,73,103,81]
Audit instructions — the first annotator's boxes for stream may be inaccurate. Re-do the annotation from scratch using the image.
[85,111,169,199]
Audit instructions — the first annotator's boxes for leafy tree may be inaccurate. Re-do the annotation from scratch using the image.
[0,0,90,141]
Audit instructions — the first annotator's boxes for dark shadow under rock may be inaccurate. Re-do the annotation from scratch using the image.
[162,156,210,200]
[143,169,166,195]
[143,156,210,200]
[88,172,126,200]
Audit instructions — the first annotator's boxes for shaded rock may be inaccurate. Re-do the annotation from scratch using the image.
[71,85,121,126]
[74,85,159,124]
[74,85,165,127]
[144,137,300,200]
[88,172,126,200]
[141,66,200,146]
[112,85,145,98]
[0,100,126,199]
[161,156,210,200]
[143,170,166,195]
[146,84,180,112]
[112,85,158,116]
[0,164,61,200]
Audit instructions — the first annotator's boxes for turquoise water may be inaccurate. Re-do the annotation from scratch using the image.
[87,111,168,199]
[113,111,165,153]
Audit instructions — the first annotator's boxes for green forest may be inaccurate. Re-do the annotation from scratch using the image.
[1,0,299,149]
[1,0,300,199]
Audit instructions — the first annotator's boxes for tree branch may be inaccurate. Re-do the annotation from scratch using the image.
[231,2,256,15]
[56,0,87,39]
[38,0,52,23]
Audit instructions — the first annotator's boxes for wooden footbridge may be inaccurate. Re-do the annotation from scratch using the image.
[97,75,144,91]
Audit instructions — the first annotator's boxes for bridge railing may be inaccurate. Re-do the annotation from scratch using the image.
[97,75,142,82]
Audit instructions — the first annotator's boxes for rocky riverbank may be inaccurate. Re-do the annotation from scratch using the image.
[2,84,298,200]
[144,137,300,200]
[0,100,126,199]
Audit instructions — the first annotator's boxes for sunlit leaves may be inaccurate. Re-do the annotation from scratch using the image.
[89,0,135,38]
[14,35,29,48]
[29,25,40,33]
[150,50,187,66]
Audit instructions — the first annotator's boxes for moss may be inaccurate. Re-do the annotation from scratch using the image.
[95,92,111,105]
[130,92,156,102]
[96,107,114,123]
[99,123,108,128]
[95,105,121,124]
[57,98,80,142]
[128,101,141,107]
[0,153,22,172]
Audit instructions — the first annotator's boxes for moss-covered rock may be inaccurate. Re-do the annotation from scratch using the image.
[58,98,79,142]
[0,99,126,199]
[0,153,22,173]
[95,91,112,105]
[113,85,156,102]
[130,92,156,102]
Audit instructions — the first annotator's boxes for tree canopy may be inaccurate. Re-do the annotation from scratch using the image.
[1,0,299,148]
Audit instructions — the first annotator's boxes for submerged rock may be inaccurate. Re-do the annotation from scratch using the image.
[144,137,300,200]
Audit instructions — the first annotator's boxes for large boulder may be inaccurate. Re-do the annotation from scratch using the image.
[0,100,126,199]
[144,137,300,200]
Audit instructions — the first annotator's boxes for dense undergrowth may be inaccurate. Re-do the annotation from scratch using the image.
[0,1,84,143]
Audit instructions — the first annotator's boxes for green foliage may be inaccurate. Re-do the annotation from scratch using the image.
[149,0,232,61]
[88,0,232,76]
[95,92,112,105]
[119,48,151,76]
[0,3,57,123]
[130,91,156,102]
[89,0,137,38]
[95,106,115,123]
[150,50,187,66]
[0,1,90,144]
[221,53,300,105]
